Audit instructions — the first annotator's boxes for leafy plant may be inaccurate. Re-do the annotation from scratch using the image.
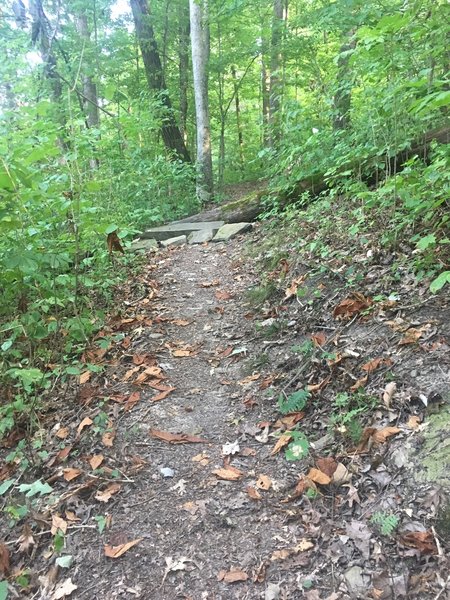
[370,511,399,536]
[278,389,310,415]
[285,430,310,461]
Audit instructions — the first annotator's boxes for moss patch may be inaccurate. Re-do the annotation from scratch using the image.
[414,408,450,490]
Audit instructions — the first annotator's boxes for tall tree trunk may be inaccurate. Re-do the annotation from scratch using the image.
[269,0,284,147]
[75,13,100,168]
[178,1,190,143]
[189,0,213,203]
[333,33,356,131]
[130,0,190,162]
[231,66,244,169]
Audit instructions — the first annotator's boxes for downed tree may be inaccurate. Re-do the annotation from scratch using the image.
[175,127,449,224]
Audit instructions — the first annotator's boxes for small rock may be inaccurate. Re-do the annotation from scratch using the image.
[188,229,213,244]
[344,566,370,598]
[161,235,187,248]
[265,583,281,600]
[213,223,252,242]
[160,467,175,478]
[128,238,158,253]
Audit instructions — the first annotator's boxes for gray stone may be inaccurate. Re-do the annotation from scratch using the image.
[161,235,187,248]
[188,229,213,244]
[128,238,158,253]
[141,221,224,241]
[213,222,252,242]
[344,566,370,598]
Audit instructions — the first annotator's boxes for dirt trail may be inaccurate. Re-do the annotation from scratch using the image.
[73,237,304,599]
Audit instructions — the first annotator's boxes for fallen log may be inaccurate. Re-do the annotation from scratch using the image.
[176,127,449,224]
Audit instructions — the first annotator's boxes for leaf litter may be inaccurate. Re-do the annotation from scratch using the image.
[0,227,448,600]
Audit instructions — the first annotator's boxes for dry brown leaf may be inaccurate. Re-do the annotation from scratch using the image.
[307,468,331,485]
[270,549,291,561]
[0,543,10,575]
[333,293,372,320]
[63,468,82,482]
[107,231,124,255]
[246,486,262,501]
[238,373,260,385]
[295,539,314,552]
[331,463,351,485]
[173,349,191,357]
[55,446,72,463]
[123,366,141,381]
[372,426,401,443]
[79,371,92,385]
[382,382,397,407]
[52,577,78,599]
[56,427,70,440]
[104,538,142,559]
[171,319,191,326]
[406,415,422,429]
[316,457,338,478]
[89,454,104,470]
[149,429,209,444]
[398,531,438,554]
[217,568,248,583]
[215,290,233,301]
[307,377,331,393]
[124,391,141,411]
[311,332,326,347]
[95,483,121,503]
[271,433,292,455]
[255,474,272,490]
[201,280,220,287]
[76,417,93,438]
[192,453,209,466]
[212,466,243,481]
[102,430,115,447]
[51,514,68,535]
[151,387,175,402]
[18,524,35,553]
[350,375,368,391]
[285,276,306,299]
[399,327,425,345]
[362,357,392,372]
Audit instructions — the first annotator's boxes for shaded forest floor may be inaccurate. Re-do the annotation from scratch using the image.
[1,192,450,600]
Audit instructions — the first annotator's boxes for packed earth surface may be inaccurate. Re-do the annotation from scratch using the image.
[1,217,449,600]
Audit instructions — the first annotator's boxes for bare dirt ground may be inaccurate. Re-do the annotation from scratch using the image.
[2,222,449,600]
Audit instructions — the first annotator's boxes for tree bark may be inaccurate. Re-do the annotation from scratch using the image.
[189,0,213,202]
[178,1,190,143]
[231,66,244,169]
[130,0,190,162]
[269,0,284,147]
[333,33,356,131]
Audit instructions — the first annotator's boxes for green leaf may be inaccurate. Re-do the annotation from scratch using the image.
[430,271,450,293]
[105,224,119,234]
[0,479,14,496]
[18,480,53,497]
[0,580,8,600]
[56,555,73,568]
[285,434,309,461]
[94,515,107,534]
[416,234,436,250]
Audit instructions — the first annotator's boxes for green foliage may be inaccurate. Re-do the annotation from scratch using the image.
[370,511,399,536]
[278,389,310,415]
[329,391,377,443]
[285,430,310,461]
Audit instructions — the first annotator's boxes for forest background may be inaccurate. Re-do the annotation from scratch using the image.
[0,0,448,436]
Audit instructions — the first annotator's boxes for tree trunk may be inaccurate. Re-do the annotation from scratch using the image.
[269,0,284,147]
[333,33,356,131]
[130,0,190,162]
[231,66,244,169]
[189,0,213,202]
[178,1,190,143]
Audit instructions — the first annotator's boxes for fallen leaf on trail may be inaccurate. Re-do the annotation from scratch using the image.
[124,391,141,411]
[256,474,272,490]
[285,276,306,300]
[121,336,131,349]
[316,457,338,478]
[192,453,209,466]
[150,429,209,444]
[102,430,115,447]
[89,454,104,470]
[18,524,35,552]
[362,357,393,373]
[215,290,233,301]
[270,549,291,561]
[274,413,304,429]
[79,371,92,385]
[372,427,401,443]
[107,231,124,255]
[104,538,142,558]
[271,433,292,455]
[331,463,351,485]
[132,353,153,366]
[95,483,121,502]
[406,415,421,429]
[151,387,175,402]
[76,417,93,438]
[307,468,331,485]
[173,349,191,357]
[282,476,316,502]
[123,366,141,381]
[56,427,70,439]
[63,468,82,482]
[182,501,201,515]
[333,293,372,320]
[246,486,261,500]
[0,543,10,575]
[51,514,68,535]
[383,382,397,407]
[350,375,368,391]
[398,531,437,554]
[242,447,256,456]
[311,332,326,346]
[64,511,80,522]
[219,346,233,358]
[308,377,331,393]
[52,577,78,599]
[399,327,425,345]
[212,466,243,481]
[271,539,313,562]
[56,446,72,462]
[295,539,314,552]
[217,568,248,583]
[135,366,163,384]
[171,319,191,326]
[238,373,260,385]
[201,280,220,287]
